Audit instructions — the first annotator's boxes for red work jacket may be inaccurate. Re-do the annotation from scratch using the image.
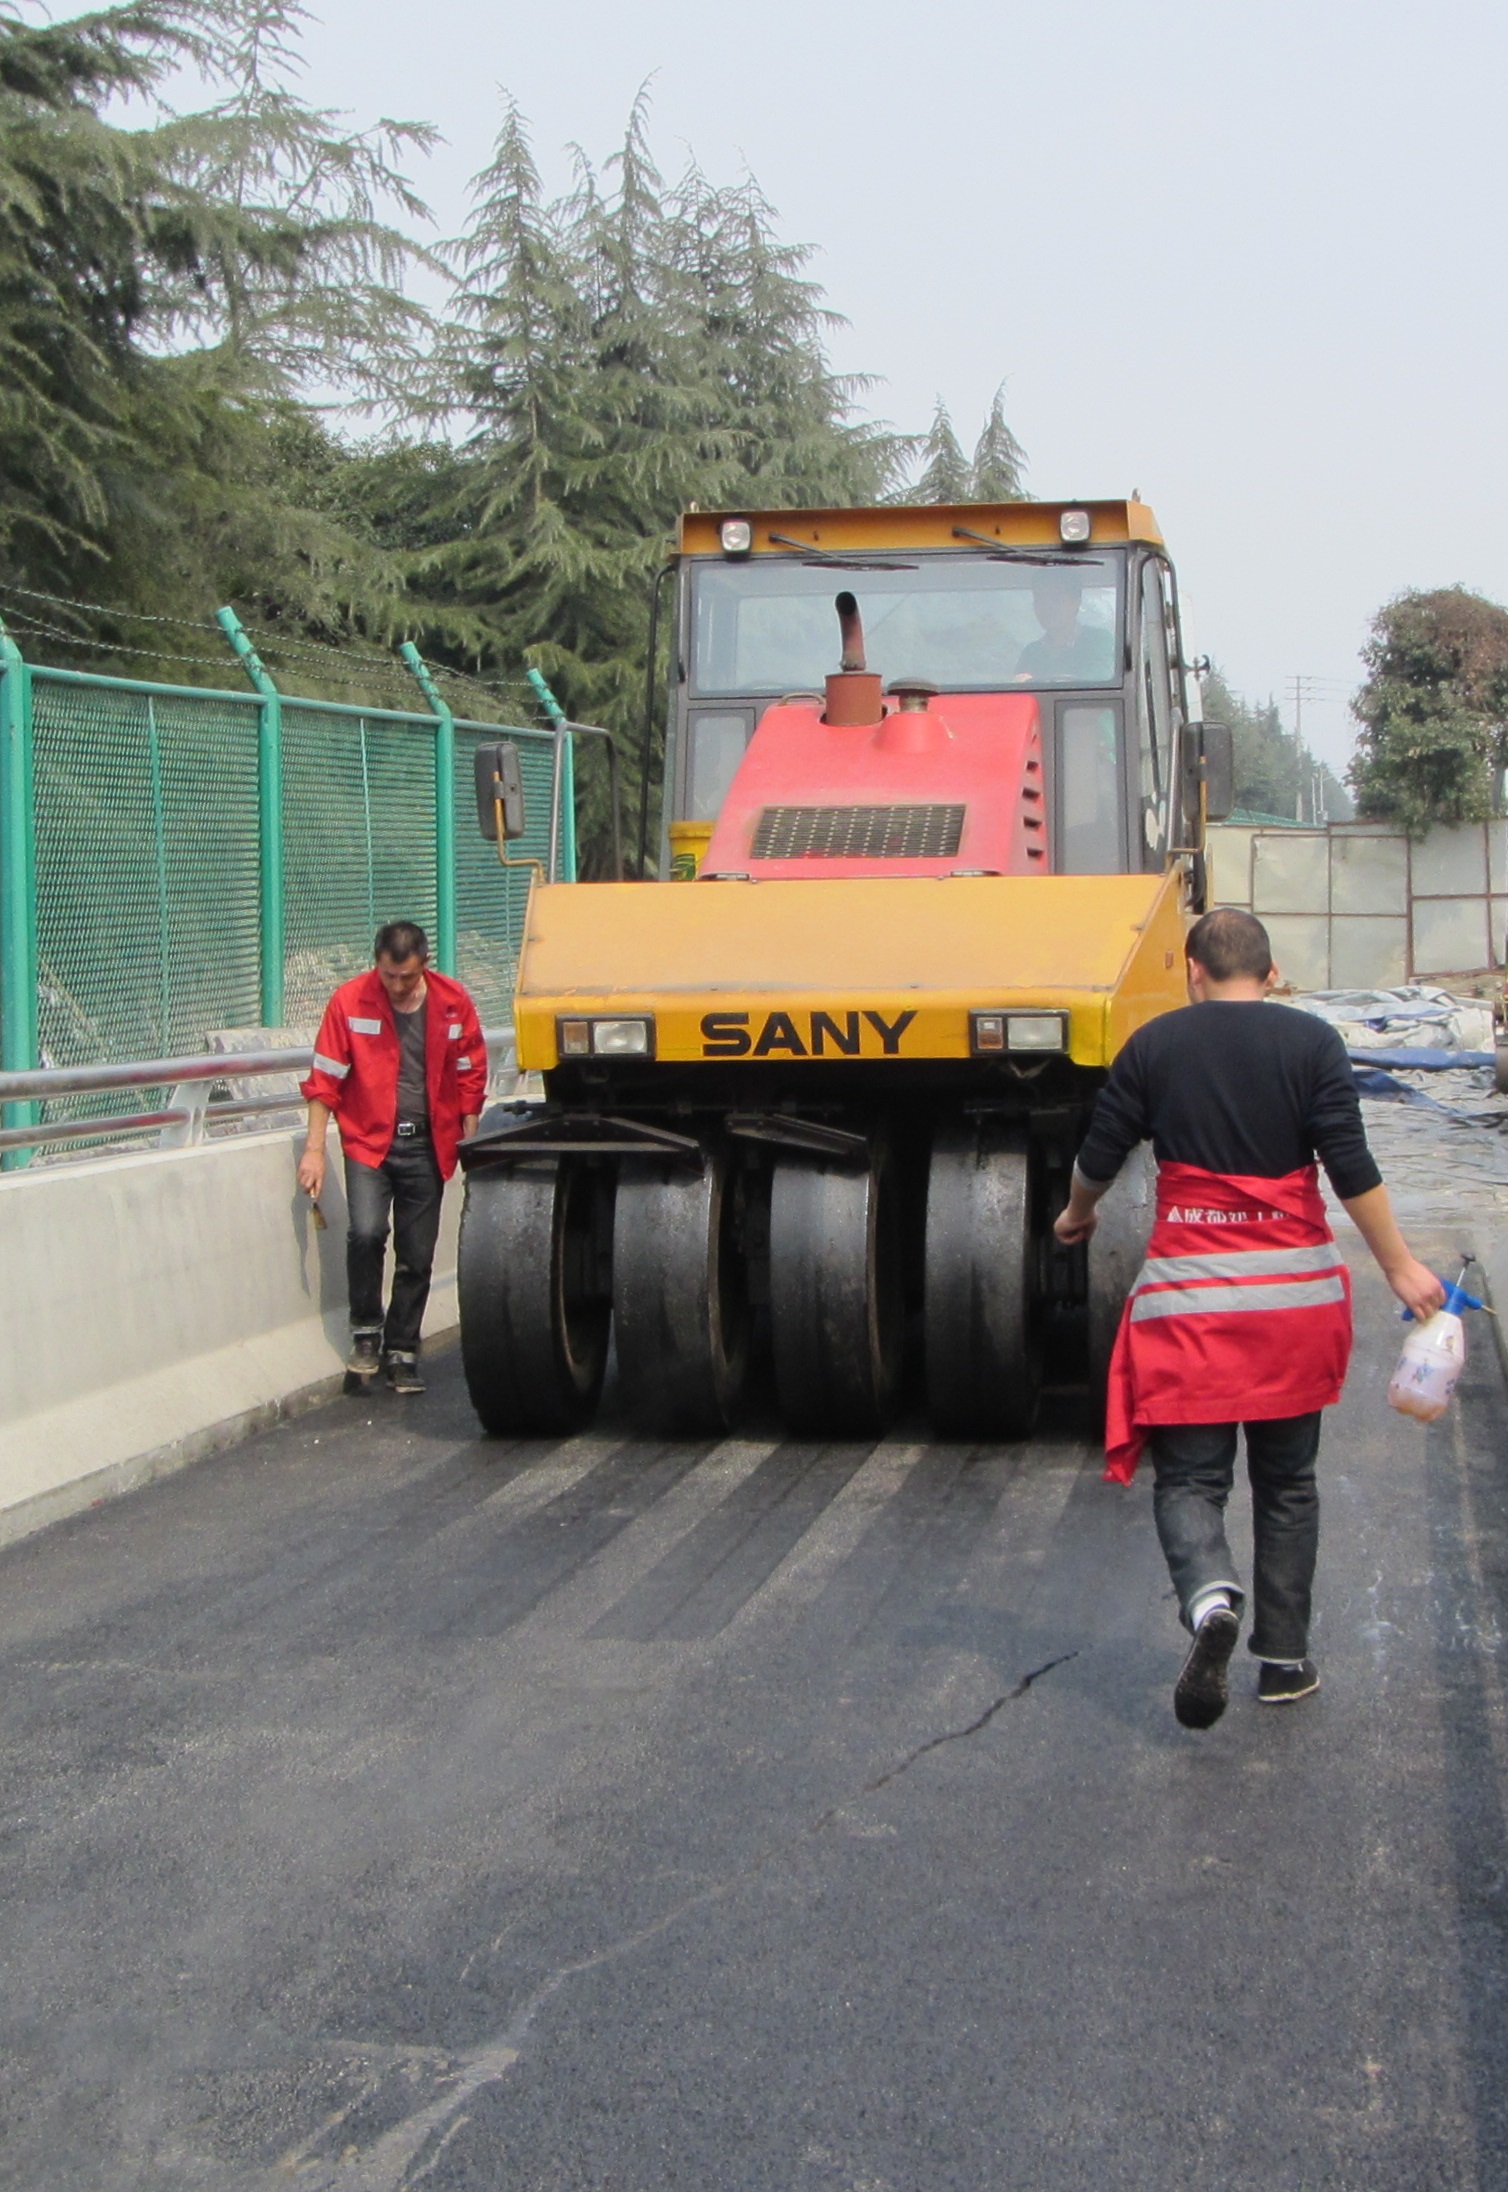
[1104,1160,1353,1484]
[300,968,488,1179]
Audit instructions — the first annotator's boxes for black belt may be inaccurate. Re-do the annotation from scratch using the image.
[394,1119,427,1139]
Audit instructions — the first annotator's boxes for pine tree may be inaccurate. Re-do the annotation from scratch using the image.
[970,385,1026,500]
[0,0,441,673]
[916,400,970,503]
[421,96,908,865]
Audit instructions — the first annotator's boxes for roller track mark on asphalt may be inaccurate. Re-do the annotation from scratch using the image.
[273,1648,1080,2190]
[587,1441,877,1641]
[502,1438,780,1647]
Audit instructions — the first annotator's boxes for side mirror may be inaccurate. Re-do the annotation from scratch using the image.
[474,741,527,841]
[1183,721,1235,824]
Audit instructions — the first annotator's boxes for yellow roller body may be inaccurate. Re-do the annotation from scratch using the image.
[513,870,1188,1071]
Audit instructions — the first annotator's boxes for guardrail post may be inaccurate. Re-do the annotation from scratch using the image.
[217,608,284,1026]
[399,643,457,974]
[0,617,38,1169]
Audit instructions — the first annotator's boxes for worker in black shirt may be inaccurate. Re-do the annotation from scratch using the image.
[1054,908,1442,1729]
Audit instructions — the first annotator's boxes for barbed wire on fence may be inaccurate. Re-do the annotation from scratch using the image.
[0,578,548,722]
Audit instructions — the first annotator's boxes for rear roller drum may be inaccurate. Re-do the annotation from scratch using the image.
[1085,1143,1156,1428]
[924,1119,1044,1440]
[769,1142,903,1438]
[458,1159,612,1436]
[613,1151,749,1435]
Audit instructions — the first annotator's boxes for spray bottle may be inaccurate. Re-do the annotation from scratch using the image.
[1387,1257,1490,1423]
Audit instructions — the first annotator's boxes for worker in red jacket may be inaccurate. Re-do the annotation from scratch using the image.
[298,920,488,1394]
[1054,908,1442,1730]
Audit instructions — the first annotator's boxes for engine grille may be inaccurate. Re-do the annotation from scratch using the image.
[752,803,966,861]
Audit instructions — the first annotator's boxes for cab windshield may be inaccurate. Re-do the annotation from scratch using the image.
[689,551,1124,695]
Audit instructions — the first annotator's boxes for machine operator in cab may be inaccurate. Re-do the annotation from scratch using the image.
[1012,567,1116,684]
[1054,908,1443,1732]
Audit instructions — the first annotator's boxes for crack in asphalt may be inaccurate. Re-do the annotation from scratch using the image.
[857,1650,1080,1797]
[277,1648,1078,2191]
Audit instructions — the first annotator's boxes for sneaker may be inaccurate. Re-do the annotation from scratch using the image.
[1257,1658,1320,1704]
[346,1330,382,1379]
[1173,1607,1241,1730]
[385,1352,425,1395]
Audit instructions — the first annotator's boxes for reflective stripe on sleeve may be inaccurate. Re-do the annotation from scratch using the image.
[1130,1275,1347,1323]
[1138,1244,1344,1287]
[348,1016,382,1035]
[457,1056,472,1071]
[312,1051,350,1080]
[448,1023,462,1039]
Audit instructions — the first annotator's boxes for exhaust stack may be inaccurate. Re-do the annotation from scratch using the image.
[823,591,884,726]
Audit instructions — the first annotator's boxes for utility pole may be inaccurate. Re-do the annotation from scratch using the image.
[1289,675,1322,822]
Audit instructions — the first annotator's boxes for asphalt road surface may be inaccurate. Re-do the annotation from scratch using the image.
[2,1239,1506,2190]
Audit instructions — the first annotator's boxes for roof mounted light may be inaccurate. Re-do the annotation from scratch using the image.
[720,518,753,557]
[1059,509,1092,545]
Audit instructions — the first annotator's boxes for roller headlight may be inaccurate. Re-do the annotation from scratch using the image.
[971,1010,1068,1056]
[556,1015,655,1059]
[1059,509,1092,545]
[720,518,753,556]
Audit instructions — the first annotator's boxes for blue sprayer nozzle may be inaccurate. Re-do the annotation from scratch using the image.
[1401,1277,1486,1322]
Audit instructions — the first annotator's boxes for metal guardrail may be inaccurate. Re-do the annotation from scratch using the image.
[0,1027,518,1159]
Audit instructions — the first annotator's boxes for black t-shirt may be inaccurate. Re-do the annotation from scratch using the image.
[394,1000,428,1127]
[1076,999,1382,1201]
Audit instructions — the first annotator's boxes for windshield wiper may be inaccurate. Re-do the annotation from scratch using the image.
[950,526,1091,565]
[767,532,916,572]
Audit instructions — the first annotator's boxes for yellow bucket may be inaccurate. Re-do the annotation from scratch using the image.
[668,820,714,881]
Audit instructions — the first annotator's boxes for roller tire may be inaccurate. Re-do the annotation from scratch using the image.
[1085,1144,1156,1429]
[769,1142,903,1438]
[924,1119,1043,1440]
[458,1160,611,1436]
[613,1152,749,1435]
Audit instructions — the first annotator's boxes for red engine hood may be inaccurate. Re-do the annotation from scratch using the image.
[700,692,1048,879]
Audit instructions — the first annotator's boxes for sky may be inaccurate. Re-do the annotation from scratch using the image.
[160,0,1508,772]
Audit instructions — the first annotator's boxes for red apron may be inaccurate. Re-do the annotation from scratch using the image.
[1103,1160,1353,1484]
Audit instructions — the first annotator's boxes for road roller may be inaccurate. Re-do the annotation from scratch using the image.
[458,497,1233,1440]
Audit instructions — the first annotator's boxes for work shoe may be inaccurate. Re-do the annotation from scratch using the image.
[1173,1607,1241,1730]
[346,1330,382,1379]
[1257,1658,1321,1705]
[385,1352,425,1395]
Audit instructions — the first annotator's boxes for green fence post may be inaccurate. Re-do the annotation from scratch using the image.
[399,643,457,974]
[525,668,578,882]
[0,617,38,1167]
[216,608,284,1026]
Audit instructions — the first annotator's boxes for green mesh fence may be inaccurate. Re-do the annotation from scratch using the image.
[281,702,440,1027]
[2,649,571,1151]
[33,675,263,1069]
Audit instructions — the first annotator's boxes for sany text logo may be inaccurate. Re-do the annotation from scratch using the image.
[700,1009,917,1059]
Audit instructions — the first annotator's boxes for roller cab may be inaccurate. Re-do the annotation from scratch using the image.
[459,499,1231,1441]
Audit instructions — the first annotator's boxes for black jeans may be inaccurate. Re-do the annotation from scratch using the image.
[345,1137,445,1356]
[1148,1413,1323,1662]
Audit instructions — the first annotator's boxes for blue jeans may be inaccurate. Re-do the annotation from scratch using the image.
[345,1137,444,1356]
[1148,1413,1323,1662]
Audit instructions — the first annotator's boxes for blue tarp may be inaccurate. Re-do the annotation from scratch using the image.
[1346,1048,1496,1072]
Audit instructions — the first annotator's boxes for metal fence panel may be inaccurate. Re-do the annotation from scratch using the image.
[281,703,439,1026]
[32,674,262,1068]
[1,638,573,1162]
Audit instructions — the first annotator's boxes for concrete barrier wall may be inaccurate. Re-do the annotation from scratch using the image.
[0,1132,462,1544]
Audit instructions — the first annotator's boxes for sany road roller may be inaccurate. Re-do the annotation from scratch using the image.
[458,498,1233,1440]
